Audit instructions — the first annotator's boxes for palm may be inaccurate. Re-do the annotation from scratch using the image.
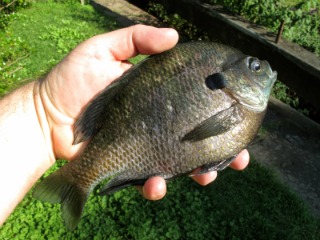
[48,43,130,119]
[41,37,133,160]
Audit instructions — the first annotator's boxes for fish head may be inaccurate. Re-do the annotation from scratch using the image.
[212,55,277,112]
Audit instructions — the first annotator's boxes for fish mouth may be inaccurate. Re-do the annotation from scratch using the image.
[267,70,277,89]
[263,63,277,89]
[266,62,277,83]
[269,70,277,81]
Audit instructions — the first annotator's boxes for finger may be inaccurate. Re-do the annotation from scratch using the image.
[229,149,250,170]
[92,24,179,61]
[128,25,179,56]
[138,176,167,201]
[191,170,218,186]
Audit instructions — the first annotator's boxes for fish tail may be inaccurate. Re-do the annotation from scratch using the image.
[33,171,89,231]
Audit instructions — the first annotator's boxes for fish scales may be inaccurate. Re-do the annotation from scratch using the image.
[72,43,239,181]
[33,42,277,230]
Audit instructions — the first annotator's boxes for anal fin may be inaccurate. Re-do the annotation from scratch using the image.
[190,156,237,176]
[99,178,147,196]
[99,171,173,196]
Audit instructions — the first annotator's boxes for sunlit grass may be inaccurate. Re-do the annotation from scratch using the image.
[0,2,117,95]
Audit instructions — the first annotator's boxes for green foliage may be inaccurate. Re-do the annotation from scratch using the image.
[271,81,314,116]
[204,0,320,55]
[0,2,117,96]
[0,0,31,29]
[0,1,31,95]
[38,19,97,55]
[272,81,299,107]
[129,54,148,65]
[0,34,30,96]
[1,160,319,239]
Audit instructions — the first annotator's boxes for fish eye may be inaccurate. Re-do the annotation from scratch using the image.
[247,57,261,72]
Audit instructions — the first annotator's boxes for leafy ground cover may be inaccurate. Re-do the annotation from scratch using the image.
[1,159,319,239]
[0,0,31,29]
[0,1,320,239]
[0,0,117,96]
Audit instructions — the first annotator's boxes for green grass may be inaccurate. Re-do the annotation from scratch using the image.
[0,1,117,96]
[1,159,319,239]
[0,1,320,239]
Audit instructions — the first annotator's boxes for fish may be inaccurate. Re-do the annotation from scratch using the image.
[33,42,277,230]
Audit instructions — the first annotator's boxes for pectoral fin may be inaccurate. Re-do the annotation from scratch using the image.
[181,104,243,142]
[73,77,129,144]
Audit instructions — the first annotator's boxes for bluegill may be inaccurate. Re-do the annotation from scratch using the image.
[33,42,277,230]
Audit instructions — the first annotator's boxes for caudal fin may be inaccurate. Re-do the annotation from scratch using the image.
[33,172,88,231]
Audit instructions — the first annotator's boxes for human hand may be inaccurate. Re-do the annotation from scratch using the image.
[39,24,179,161]
[38,24,250,201]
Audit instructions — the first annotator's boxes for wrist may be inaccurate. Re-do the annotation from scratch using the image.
[36,73,87,161]
[0,81,55,224]
[33,79,57,163]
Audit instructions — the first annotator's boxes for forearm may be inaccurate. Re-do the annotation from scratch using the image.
[0,82,54,225]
